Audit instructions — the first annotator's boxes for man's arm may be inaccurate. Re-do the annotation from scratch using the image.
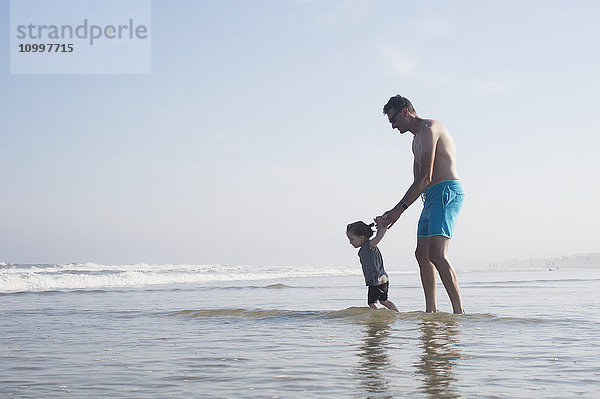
[369,223,387,249]
[379,129,437,227]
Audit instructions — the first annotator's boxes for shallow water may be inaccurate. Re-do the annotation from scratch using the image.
[1,264,599,398]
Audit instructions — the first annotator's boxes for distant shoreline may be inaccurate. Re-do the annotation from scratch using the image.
[387,252,600,273]
[3,252,599,273]
[481,252,600,270]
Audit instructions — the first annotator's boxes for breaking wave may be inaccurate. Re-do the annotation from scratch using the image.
[0,262,366,293]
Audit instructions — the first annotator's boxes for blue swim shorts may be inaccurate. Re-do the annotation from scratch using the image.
[417,180,465,238]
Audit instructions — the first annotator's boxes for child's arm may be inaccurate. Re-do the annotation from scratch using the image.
[369,223,387,249]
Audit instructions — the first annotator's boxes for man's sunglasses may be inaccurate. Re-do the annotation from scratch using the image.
[389,108,404,125]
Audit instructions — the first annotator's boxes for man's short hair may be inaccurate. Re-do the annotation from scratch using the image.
[383,95,416,115]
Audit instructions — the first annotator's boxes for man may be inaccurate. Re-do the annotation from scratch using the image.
[375,95,465,314]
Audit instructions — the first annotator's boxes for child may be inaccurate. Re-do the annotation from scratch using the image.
[346,221,399,312]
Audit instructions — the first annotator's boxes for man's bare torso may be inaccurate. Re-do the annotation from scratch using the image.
[412,119,459,188]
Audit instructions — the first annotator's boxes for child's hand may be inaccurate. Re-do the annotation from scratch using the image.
[370,217,388,248]
[374,217,388,229]
[376,210,400,229]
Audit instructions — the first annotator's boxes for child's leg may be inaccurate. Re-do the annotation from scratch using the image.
[367,286,379,309]
[380,300,399,312]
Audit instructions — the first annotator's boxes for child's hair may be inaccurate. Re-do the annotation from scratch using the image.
[346,221,375,238]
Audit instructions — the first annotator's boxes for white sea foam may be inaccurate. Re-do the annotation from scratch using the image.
[0,263,368,293]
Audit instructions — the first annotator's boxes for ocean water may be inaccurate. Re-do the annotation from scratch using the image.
[1,262,599,398]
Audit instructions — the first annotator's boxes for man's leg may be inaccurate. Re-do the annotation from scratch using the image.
[415,237,437,312]
[428,235,464,314]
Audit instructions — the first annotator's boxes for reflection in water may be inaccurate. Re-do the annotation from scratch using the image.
[355,315,393,396]
[415,317,461,399]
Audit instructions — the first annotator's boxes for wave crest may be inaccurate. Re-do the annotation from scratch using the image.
[0,263,364,293]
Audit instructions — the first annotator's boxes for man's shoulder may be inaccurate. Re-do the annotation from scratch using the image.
[424,119,447,133]
[415,119,435,134]
[418,120,452,141]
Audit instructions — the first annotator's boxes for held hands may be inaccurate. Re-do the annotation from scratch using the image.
[375,210,401,229]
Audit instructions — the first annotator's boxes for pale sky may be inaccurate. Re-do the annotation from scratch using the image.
[2,0,599,269]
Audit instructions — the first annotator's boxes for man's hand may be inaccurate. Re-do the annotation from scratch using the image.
[375,210,401,229]
[374,215,387,226]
